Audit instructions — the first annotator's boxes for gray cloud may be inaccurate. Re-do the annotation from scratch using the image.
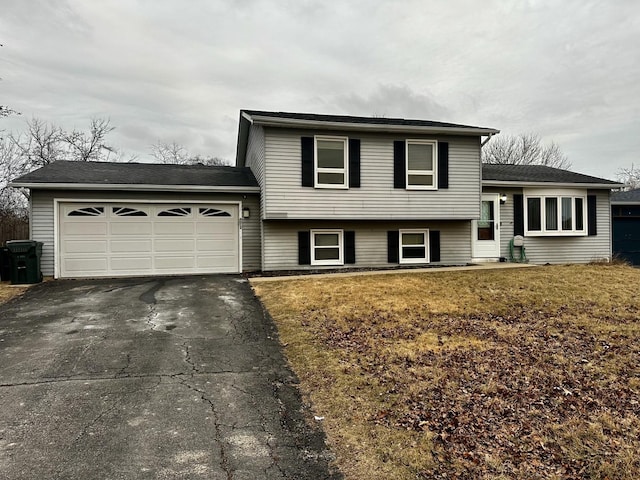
[1,0,639,177]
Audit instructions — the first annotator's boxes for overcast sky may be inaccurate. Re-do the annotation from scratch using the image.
[1,0,639,179]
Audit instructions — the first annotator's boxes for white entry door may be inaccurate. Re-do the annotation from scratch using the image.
[472,194,501,260]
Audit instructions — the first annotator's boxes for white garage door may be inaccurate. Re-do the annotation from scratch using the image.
[58,202,240,278]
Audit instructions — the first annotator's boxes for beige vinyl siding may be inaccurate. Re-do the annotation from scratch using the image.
[484,187,613,264]
[262,220,472,271]
[262,127,482,220]
[31,190,261,276]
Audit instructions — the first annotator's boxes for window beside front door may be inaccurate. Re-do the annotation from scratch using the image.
[525,191,587,236]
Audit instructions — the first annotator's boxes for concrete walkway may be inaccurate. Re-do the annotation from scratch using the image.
[249,262,536,283]
[0,275,340,480]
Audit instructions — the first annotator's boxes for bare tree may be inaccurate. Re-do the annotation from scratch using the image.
[151,140,231,166]
[616,164,640,191]
[62,118,115,162]
[482,133,571,170]
[0,117,119,215]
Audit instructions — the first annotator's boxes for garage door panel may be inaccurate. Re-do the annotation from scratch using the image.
[196,239,236,252]
[59,202,240,278]
[64,222,109,235]
[110,257,153,271]
[110,222,153,235]
[63,258,109,274]
[154,222,196,235]
[196,221,236,234]
[110,239,153,253]
[64,240,108,254]
[154,239,196,252]
[197,255,238,268]
[154,256,196,269]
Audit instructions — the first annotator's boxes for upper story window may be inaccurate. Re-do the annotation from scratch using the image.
[315,136,348,188]
[525,189,587,236]
[406,140,437,190]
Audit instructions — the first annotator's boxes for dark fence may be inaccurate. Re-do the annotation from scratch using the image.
[0,213,29,245]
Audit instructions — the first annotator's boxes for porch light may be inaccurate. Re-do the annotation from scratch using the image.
[242,207,250,218]
[500,194,508,205]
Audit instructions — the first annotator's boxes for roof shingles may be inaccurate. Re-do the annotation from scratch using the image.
[13,161,259,188]
[482,164,619,186]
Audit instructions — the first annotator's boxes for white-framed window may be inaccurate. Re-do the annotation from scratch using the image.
[406,140,437,190]
[399,229,430,264]
[524,189,587,236]
[315,136,348,188]
[311,229,344,265]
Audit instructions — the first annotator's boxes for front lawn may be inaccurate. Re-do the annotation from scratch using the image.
[253,264,640,480]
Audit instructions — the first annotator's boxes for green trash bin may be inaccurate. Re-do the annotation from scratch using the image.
[0,246,10,281]
[6,240,43,285]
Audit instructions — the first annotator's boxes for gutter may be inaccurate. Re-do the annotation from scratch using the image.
[482,180,624,189]
[10,182,261,193]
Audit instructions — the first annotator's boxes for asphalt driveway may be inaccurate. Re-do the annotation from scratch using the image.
[0,276,339,480]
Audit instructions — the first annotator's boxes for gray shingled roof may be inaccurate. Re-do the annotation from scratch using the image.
[242,109,497,131]
[482,164,620,186]
[12,161,259,189]
[611,188,640,203]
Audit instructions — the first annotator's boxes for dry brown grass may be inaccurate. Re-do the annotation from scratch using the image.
[253,264,640,480]
[0,281,28,305]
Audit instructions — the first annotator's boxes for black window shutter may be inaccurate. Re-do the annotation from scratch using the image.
[349,139,361,188]
[345,231,356,264]
[438,142,449,189]
[587,195,597,236]
[298,231,311,265]
[301,137,314,187]
[387,231,399,263]
[429,230,441,262]
[393,141,406,189]
[513,194,524,236]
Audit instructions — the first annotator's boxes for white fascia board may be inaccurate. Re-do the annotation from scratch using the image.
[248,114,500,136]
[482,180,623,189]
[611,200,640,205]
[11,182,261,193]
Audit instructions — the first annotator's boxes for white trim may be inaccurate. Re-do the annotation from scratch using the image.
[13,183,260,193]
[53,198,243,278]
[245,113,500,136]
[310,229,344,266]
[523,189,587,237]
[405,139,437,190]
[399,229,430,264]
[314,135,349,189]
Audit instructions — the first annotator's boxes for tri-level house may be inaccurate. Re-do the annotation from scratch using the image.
[12,110,621,278]
[236,110,499,270]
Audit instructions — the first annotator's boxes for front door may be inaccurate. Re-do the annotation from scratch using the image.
[473,194,501,260]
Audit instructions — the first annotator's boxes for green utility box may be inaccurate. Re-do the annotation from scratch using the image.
[6,240,43,285]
